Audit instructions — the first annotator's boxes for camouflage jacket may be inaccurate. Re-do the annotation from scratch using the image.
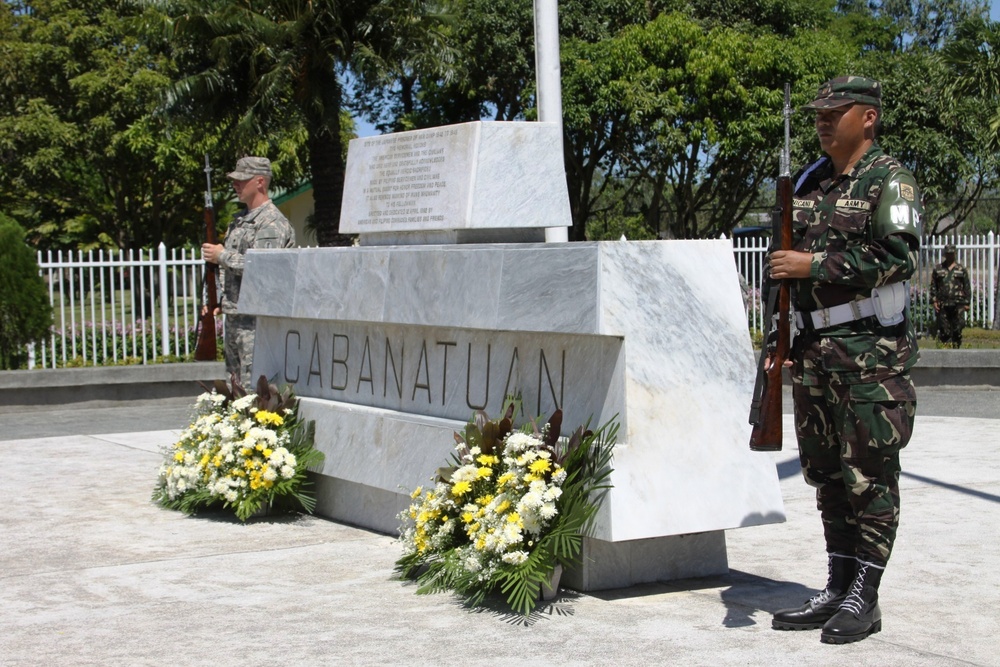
[777,144,921,389]
[219,200,295,314]
[930,262,970,307]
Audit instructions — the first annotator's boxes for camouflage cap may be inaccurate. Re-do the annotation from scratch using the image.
[802,76,881,111]
[227,156,272,180]
[944,243,957,253]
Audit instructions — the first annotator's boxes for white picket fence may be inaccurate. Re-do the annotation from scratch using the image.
[733,231,999,335]
[32,243,209,369]
[25,233,1000,368]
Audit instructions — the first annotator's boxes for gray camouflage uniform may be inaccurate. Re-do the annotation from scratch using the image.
[219,200,295,388]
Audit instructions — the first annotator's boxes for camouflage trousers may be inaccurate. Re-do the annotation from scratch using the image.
[936,305,965,347]
[224,313,256,390]
[792,374,916,566]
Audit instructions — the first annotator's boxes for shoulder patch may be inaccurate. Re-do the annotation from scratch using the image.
[899,183,915,202]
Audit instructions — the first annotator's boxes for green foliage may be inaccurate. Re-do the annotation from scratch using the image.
[561,10,851,240]
[585,199,657,240]
[0,214,53,369]
[0,0,225,249]
[46,317,219,367]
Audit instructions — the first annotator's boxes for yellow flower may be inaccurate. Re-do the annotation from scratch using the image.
[410,486,424,499]
[173,452,184,462]
[476,454,499,466]
[477,494,494,506]
[452,480,472,497]
[461,511,475,524]
[255,410,284,427]
[497,472,515,487]
[496,499,510,514]
[529,459,551,474]
[476,467,493,479]
[524,473,539,483]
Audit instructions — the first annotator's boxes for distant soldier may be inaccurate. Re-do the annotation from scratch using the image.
[930,243,971,348]
[202,157,296,388]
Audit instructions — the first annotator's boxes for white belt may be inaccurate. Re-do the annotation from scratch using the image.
[795,298,876,330]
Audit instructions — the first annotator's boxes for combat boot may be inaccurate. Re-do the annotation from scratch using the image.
[820,559,884,644]
[772,553,857,630]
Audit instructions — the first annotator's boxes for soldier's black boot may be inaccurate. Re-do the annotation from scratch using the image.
[820,560,885,644]
[772,553,857,630]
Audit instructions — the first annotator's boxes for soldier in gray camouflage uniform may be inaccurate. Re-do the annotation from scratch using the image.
[931,243,971,347]
[202,157,295,389]
[766,77,922,644]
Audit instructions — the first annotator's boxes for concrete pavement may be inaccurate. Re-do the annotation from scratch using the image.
[1,391,998,666]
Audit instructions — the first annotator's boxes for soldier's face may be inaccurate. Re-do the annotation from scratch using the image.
[231,176,262,206]
[814,104,877,158]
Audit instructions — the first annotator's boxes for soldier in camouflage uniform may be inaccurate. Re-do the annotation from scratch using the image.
[766,77,922,644]
[202,157,296,389]
[931,243,971,347]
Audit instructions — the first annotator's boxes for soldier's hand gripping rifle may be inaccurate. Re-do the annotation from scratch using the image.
[195,154,220,361]
[749,83,793,452]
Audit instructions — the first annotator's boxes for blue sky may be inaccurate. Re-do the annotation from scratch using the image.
[352,3,1000,138]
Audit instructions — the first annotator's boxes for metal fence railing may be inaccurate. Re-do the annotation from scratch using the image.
[732,231,999,336]
[20,233,999,368]
[33,243,209,369]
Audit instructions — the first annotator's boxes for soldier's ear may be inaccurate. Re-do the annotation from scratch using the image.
[863,107,878,128]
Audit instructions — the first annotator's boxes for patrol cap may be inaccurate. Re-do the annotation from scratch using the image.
[802,76,881,111]
[227,156,272,180]
[944,243,957,253]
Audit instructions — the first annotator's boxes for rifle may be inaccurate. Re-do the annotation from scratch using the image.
[749,83,793,452]
[195,154,219,361]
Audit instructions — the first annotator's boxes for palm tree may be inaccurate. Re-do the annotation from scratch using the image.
[160,0,449,246]
[945,16,1000,148]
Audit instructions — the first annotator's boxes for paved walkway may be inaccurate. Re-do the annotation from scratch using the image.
[1,396,997,666]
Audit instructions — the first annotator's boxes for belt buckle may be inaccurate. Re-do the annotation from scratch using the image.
[850,300,863,321]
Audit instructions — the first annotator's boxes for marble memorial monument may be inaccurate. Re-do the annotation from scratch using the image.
[238,121,785,590]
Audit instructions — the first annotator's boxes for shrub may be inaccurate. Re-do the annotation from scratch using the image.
[0,214,53,369]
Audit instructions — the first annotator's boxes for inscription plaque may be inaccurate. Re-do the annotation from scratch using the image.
[340,121,571,239]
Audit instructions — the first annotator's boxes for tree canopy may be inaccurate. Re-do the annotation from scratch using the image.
[0,0,996,247]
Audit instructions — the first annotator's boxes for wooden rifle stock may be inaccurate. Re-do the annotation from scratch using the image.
[195,155,219,361]
[749,84,793,452]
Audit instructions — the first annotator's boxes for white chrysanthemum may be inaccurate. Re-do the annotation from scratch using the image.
[504,432,542,454]
[552,469,567,485]
[224,490,238,503]
[543,486,563,501]
[263,467,278,482]
[522,514,543,535]
[501,550,529,565]
[284,453,297,468]
[501,522,522,544]
[450,464,479,484]
[280,465,295,478]
[463,553,483,572]
[519,489,544,509]
[539,503,558,520]
[231,394,256,411]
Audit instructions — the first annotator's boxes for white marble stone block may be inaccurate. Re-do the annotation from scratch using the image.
[239,241,785,589]
[340,122,571,244]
